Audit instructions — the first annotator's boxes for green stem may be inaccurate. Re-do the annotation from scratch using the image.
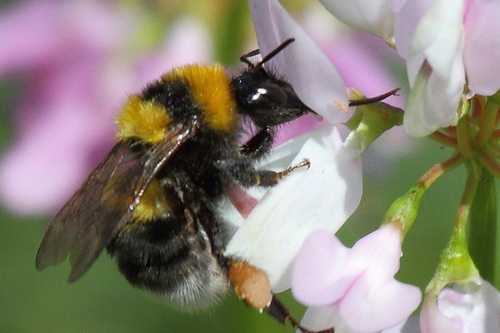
[477,103,499,147]
[478,151,500,177]
[417,154,463,190]
[383,154,463,238]
[456,163,481,231]
[457,115,474,158]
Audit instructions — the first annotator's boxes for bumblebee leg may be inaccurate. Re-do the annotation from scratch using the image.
[227,260,334,333]
[228,260,272,310]
[218,159,310,187]
[254,159,310,186]
[240,126,275,159]
[266,297,335,333]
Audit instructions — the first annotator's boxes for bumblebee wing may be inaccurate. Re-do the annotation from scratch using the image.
[35,120,198,282]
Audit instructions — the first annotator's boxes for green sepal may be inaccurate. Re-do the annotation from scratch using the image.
[427,224,480,294]
[345,107,363,130]
[383,185,425,238]
[344,100,403,153]
[468,167,499,288]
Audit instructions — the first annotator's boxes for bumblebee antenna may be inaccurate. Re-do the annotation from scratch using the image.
[240,48,260,67]
[254,38,295,69]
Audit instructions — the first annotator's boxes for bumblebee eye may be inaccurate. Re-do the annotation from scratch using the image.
[247,83,287,106]
[248,88,268,103]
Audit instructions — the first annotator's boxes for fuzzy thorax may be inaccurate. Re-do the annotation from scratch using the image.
[116,95,172,144]
[164,64,237,132]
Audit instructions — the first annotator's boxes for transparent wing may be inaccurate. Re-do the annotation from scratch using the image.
[36,120,198,282]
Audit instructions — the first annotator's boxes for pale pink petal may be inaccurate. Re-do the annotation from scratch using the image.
[332,225,421,332]
[392,0,409,12]
[225,126,362,292]
[421,296,463,333]
[408,0,465,82]
[300,306,338,333]
[293,225,421,332]
[463,0,500,95]
[250,0,349,124]
[348,224,403,276]
[292,230,354,306]
[326,32,406,108]
[339,274,421,332]
[394,0,433,60]
[399,0,465,137]
[273,114,324,146]
[421,280,500,333]
[319,0,394,39]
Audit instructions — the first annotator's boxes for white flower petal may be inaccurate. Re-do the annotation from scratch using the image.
[408,0,465,80]
[403,61,462,137]
[249,0,349,123]
[224,125,362,292]
[319,0,395,39]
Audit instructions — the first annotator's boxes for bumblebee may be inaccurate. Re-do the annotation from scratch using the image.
[35,39,330,333]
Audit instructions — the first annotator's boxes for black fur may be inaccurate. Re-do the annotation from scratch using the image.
[106,67,312,307]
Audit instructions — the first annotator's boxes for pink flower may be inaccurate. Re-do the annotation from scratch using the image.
[292,224,421,332]
[395,0,500,136]
[318,0,500,136]
[420,279,500,333]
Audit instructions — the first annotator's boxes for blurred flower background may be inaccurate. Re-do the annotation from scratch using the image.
[0,0,480,332]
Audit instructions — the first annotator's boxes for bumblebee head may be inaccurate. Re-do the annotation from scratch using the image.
[231,39,317,128]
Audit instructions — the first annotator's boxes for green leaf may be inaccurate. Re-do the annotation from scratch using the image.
[468,167,499,288]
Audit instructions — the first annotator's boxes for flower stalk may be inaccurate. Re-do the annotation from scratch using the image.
[383,154,463,237]
[426,163,481,296]
[430,131,458,148]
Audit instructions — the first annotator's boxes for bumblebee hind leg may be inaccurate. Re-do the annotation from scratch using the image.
[266,297,334,333]
[227,260,333,333]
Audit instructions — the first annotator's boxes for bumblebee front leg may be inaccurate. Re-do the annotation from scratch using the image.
[217,158,310,187]
[227,260,334,333]
[240,126,275,159]
[254,159,310,186]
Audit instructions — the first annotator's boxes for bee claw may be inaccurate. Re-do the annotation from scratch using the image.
[280,159,311,178]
